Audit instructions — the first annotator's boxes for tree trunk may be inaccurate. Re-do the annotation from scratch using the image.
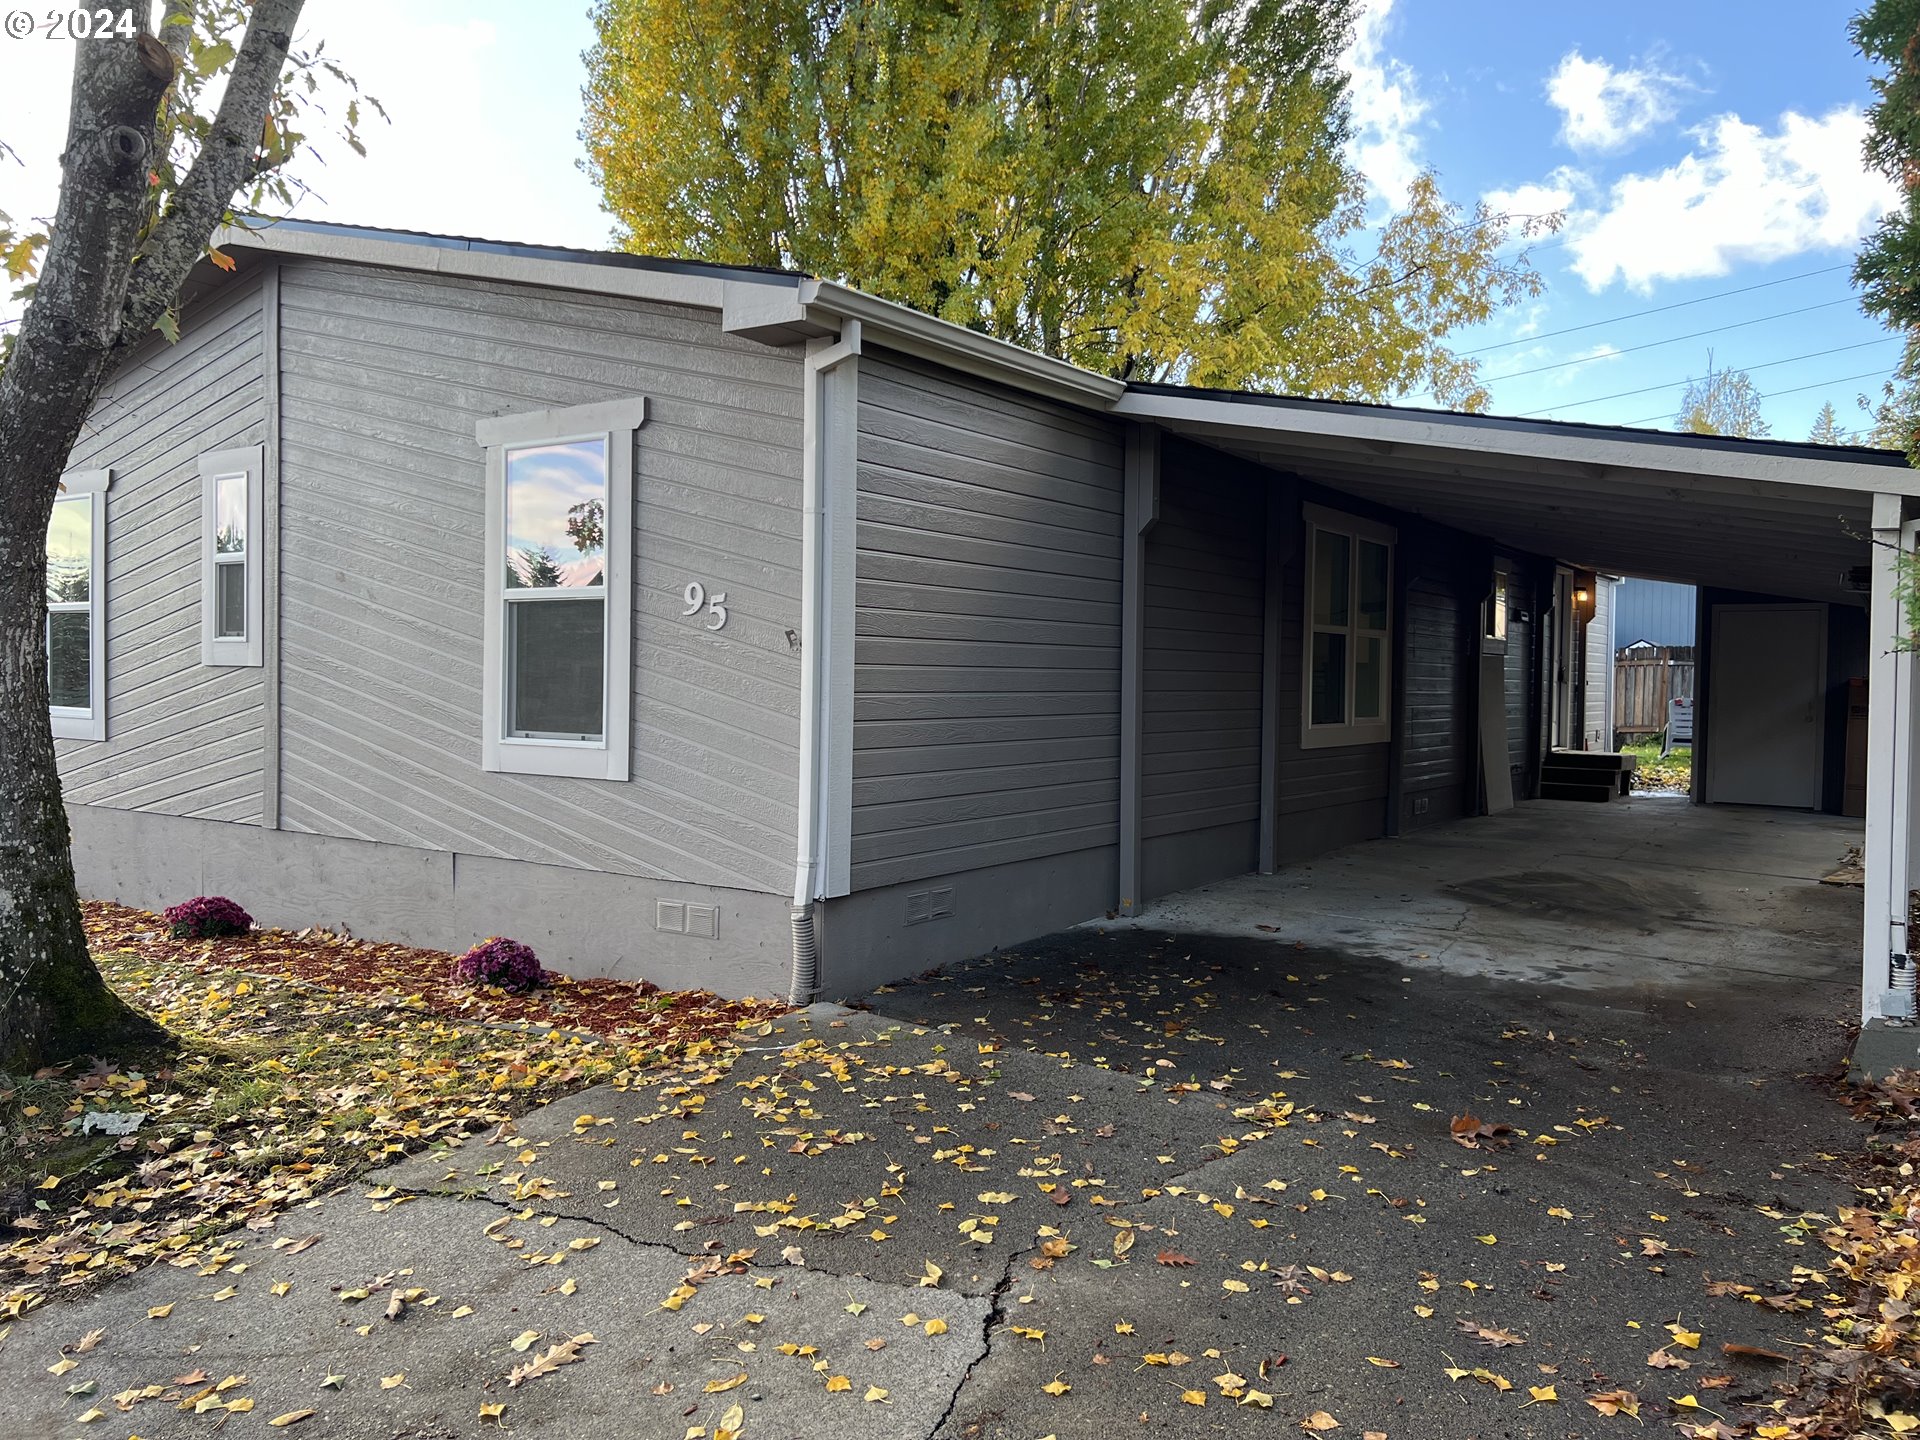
[0,558,161,1069]
[0,36,179,1070]
[0,4,305,1070]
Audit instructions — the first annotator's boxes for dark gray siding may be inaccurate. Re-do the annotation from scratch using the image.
[274,260,805,893]
[1400,554,1475,832]
[1140,445,1264,898]
[1505,600,1538,795]
[56,271,269,821]
[849,349,1124,893]
[1273,488,1390,861]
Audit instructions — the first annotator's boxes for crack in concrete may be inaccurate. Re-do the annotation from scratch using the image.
[928,1242,1029,1440]
[382,1175,1025,1302]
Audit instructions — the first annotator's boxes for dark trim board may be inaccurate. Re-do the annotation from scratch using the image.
[67,805,792,998]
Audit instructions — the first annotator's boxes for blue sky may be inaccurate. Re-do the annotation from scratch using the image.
[0,1,1900,440]
[1356,1,1898,436]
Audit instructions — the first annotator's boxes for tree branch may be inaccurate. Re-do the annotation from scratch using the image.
[0,32,172,502]
[114,0,306,357]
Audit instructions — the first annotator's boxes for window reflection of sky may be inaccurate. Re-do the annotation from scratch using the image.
[506,439,606,587]
[215,474,246,553]
[46,496,90,603]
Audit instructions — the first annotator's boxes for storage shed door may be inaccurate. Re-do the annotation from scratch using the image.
[1706,604,1824,809]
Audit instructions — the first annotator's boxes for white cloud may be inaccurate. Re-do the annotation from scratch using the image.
[1562,106,1897,292]
[1547,51,1686,154]
[1483,171,1582,225]
[1341,0,1428,211]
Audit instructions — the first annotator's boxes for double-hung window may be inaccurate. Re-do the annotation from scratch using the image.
[47,468,110,741]
[477,398,643,781]
[199,445,265,667]
[1301,503,1395,749]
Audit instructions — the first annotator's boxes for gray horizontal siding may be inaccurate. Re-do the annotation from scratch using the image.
[56,271,269,822]
[850,350,1124,892]
[274,260,804,893]
[1401,556,1474,830]
[1506,611,1533,776]
[1142,461,1264,847]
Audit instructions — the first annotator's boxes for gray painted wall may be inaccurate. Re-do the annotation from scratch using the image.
[848,349,1125,894]
[55,271,269,821]
[1399,543,1476,832]
[69,806,789,995]
[1140,442,1265,898]
[272,260,806,894]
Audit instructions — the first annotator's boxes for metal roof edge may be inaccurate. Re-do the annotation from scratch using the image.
[802,281,1127,408]
[1114,386,1920,496]
[212,218,786,315]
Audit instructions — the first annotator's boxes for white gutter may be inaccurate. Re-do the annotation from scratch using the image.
[789,320,862,1004]
[802,280,1124,409]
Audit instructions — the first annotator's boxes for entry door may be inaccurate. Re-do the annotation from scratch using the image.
[1550,568,1574,748]
[1707,604,1825,809]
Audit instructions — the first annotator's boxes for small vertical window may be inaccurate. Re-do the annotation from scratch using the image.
[200,445,265,667]
[478,398,644,781]
[1486,568,1510,647]
[504,437,609,741]
[1301,504,1395,749]
[47,469,110,741]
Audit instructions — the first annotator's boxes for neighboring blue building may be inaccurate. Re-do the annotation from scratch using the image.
[1615,578,1697,648]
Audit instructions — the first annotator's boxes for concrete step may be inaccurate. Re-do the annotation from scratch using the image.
[1540,778,1616,803]
[1545,750,1631,773]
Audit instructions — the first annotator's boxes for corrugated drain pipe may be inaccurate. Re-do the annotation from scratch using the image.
[789,320,861,1007]
[788,905,820,1006]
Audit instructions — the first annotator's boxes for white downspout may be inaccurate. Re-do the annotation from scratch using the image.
[790,320,861,1005]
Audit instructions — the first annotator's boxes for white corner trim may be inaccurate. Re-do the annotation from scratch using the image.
[795,324,861,904]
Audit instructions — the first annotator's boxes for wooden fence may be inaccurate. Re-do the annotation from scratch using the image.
[1614,646,1696,737]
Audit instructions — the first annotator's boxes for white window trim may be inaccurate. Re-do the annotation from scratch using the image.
[478,397,644,782]
[1300,501,1395,751]
[199,444,265,667]
[49,468,111,742]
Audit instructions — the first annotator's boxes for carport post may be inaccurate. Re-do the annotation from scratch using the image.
[1863,491,1916,1021]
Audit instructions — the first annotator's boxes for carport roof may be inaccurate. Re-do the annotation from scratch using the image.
[1115,384,1919,606]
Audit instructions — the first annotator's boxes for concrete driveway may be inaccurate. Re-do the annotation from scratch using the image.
[1109,797,1864,993]
[0,801,1868,1438]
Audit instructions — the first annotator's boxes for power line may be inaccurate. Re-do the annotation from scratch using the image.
[1471,297,1861,389]
[1516,336,1902,418]
[1613,366,1898,429]
[1459,263,1852,357]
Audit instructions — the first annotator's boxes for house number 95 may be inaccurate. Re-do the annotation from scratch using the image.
[683,581,729,630]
